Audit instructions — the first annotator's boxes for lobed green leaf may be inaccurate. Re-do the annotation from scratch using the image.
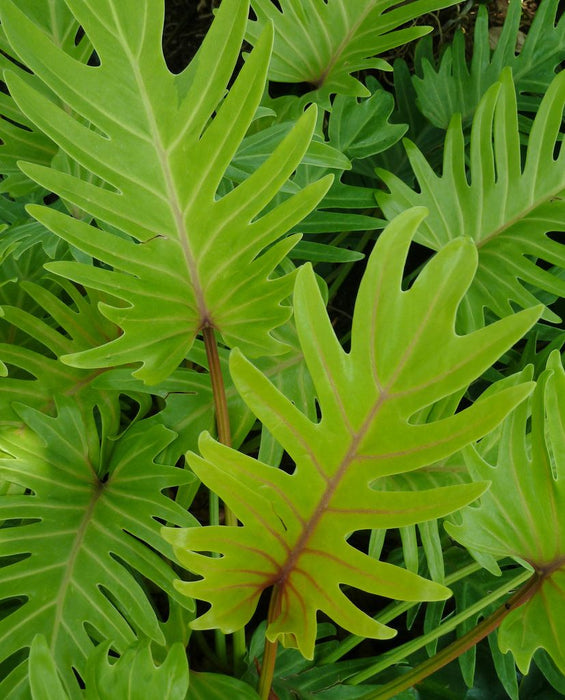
[164,208,541,659]
[0,401,195,697]
[246,0,461,108]
[377,69,565,329]
[1,0,331,384]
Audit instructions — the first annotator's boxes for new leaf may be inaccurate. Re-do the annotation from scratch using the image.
[164,208,541,659]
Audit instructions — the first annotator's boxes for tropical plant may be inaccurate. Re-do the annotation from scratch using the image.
[0,0,563,698]
[412,0,565,129]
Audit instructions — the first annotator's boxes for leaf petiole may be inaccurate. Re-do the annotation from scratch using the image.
[258,585,282,699]
[202,325,246,672]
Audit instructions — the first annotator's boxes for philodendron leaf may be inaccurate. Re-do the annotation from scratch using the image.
[0,0,332,384]
[163,208,541,659]
[29,637,190,700]
[0,401,196,698]
[246,0,460,108]
[413,0,565,129]
[328,79,408,161]
[447,351,565,675]
[376,68,565,330]
[0,278,129,437]
[83,641,189,700]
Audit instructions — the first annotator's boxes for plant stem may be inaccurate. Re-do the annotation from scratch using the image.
[353,567,537,695]
[202,327,233,449]
[327,230,373,300]
[202,325,246,672]
[258,585,281,699]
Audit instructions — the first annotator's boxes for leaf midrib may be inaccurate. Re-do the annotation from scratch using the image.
[109,4,209,328]
[477,183,565,249]
[275,257,456,588]
[50,480,103,652]
[275,392,387,586]
[309,1,376,88]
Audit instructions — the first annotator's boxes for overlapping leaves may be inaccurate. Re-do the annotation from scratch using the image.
[0,0,92,197]
[164,208,540,659]
[447,351,565,675]
[0,401,195,698]
[28,637,190,700]
[413,0,565,129]
[0,0,331,384]
[377,69,565,329]
[246,0,461,108]
[0,276,132,437]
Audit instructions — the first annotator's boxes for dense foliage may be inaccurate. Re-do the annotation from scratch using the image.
[0,0,564,697]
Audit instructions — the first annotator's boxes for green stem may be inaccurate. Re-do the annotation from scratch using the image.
[202,325,246,673]
[352,567,536,693]
[258,586,281,699]
[194,630,227,672]
[320,560,482,665]
[327,230,373,300]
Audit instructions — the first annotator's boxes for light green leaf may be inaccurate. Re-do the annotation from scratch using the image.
[29,635,69,700]
[246,0,460,108]
[0,0,332,384]
[164,208,541,659]
[377,69,565,329]
[83,641,189,700]
[29,637,191,700]
[0,278,131,437]
[447,351,565,675]
[372,451,472,582]
[0,401,195,697]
